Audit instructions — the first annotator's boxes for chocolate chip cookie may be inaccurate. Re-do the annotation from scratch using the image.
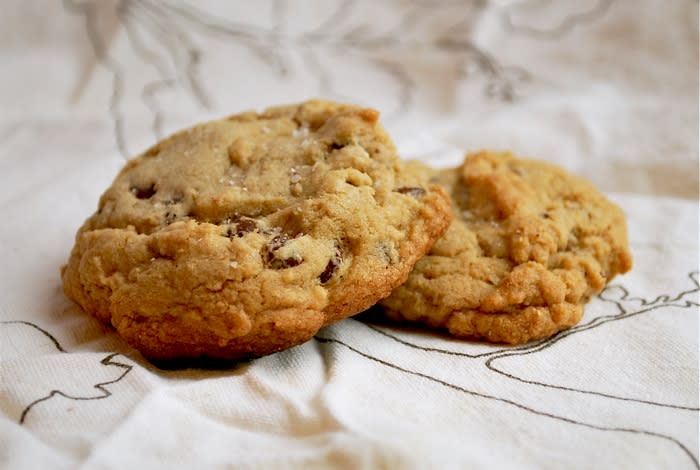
[62,100,452,361]
[380,151,632,344]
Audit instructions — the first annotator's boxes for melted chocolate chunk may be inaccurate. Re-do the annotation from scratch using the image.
[320,246,343,284]
[131,183,156,200]
[264,233,304,269]
[394,186,426,198]
[226,217,259,238]
[236,218,258,235]
[267,234,289,252]
[269,255,303,269]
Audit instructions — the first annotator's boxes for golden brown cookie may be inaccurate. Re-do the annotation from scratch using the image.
[380,151,632,344]
[62,100,452,361]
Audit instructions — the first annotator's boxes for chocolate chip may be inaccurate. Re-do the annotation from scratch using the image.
[541,212,551,219]
[394,186,426,198]
[320,247,343,284]
[270,255,303,269]
[264,233,304,269]
[131,183,156,199]
[268,233,289,252]
[226,217,259,238]
[330,142,344,151]
[237,218,258,234]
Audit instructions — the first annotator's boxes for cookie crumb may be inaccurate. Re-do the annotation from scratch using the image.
[130,184,156,200]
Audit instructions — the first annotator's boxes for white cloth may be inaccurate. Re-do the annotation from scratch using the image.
[1,1,698,468]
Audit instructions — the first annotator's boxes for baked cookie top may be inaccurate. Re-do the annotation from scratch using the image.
[62,100,451,361]
[381,150,632,344]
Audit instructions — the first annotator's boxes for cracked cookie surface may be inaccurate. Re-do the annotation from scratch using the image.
[62,100,452,361]
[380,151,632,344]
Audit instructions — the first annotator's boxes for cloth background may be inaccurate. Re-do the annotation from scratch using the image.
[1,1,698,468]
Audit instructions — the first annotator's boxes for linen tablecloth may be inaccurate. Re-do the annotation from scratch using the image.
[1,1,698,468]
